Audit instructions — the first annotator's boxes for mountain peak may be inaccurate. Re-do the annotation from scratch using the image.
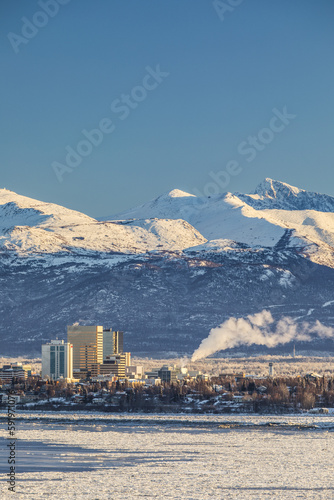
[166,189,196,198]
[253,178,301,199]
[239,178,334,212]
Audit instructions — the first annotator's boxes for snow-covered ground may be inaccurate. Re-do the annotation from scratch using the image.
[0,412,333,499]
[134,355,334,378]
[1,355,334,378]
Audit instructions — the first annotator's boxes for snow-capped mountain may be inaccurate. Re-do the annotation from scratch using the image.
[0,188,205,254]
[240,178,334,212]
[1,180,334,356]
[102,179,334,267]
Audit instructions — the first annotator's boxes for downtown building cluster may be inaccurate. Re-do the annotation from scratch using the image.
[1,326,207,387]
[40,326,206,385]
[42,325,131,381]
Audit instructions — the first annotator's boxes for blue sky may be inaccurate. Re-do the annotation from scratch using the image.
[1,0,334,217]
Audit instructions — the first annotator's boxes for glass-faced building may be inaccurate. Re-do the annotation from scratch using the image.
[42,340,73,380]
[103,329,124,359]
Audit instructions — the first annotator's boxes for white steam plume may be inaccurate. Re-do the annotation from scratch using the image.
[192,310,334,361]
[179,356,190,368]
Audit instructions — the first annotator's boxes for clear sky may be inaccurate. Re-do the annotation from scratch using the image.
[1,0,334,217]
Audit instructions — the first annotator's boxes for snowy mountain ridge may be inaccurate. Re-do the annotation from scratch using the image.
[1,180,334,356]
[1,180,334,268]
[0,188,205,255]
[239,178,334,212]
[104,179,334,267]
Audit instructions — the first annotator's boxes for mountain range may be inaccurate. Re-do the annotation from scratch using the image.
[1,178,334,356]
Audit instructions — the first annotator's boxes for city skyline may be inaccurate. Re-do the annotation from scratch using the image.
[1,3,333,497]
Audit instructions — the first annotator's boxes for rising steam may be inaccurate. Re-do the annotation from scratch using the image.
[191,310,334,361]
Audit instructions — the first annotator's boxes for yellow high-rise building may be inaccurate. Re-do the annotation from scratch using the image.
[67,325,103,372]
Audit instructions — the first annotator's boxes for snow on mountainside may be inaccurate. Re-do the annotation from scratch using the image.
[103,189,287,246]
[4,218,206,255]
[102,179,334,266]
[1,180,334,267]
[0,189,205,254]
[238,178,334,212]
[0,188,94,229]
[1,182,334,356]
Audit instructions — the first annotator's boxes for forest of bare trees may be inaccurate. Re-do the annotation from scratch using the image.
[2,373,334,413]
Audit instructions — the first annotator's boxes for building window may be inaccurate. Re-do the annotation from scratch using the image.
[50,350,55,375]
[59,351,64,376]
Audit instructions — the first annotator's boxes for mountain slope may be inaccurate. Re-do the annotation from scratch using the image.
[3,180,334,262]
[1,180,334,356]
[239,178,334,212]
[1,250,334,357]
[0,188,94,229]
[0,189,206,254]
[103,179,334,267]
[103,190,287,246]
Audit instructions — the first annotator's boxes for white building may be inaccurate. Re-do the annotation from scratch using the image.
[42,340,73,380]
[126,365,144,379]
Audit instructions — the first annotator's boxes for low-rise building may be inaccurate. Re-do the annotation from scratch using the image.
[158,365,177,384]
[91,353,130,379]
[220,372,246,382]
[91,375,117,383]
[126,365,144,379]
[145,370,159,379]
[0,363,31,382]
[144,377,161,386]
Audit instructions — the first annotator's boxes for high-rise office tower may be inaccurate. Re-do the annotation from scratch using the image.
[103,329,124,359]
[103,329,113,360]
[113,331,123,354]
[42,340,73,380]
[67,325,103,372]
[79,344,99,372]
